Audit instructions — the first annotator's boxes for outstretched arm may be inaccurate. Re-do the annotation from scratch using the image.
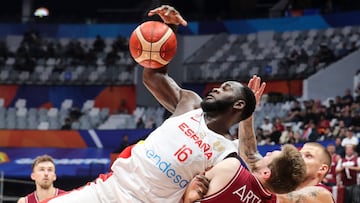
[277,186,335,203]
[143,5,201,116]
[238,75,266,170]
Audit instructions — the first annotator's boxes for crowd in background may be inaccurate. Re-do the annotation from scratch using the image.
[251,86,360,153]
[0,30,131,74]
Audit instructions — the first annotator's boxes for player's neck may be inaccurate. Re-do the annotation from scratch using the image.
[35,186,56,201]
[204,113,234,134]
[298,178,321,189]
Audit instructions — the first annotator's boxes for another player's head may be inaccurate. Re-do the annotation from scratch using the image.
[201,81,256,121]
[254,144,306,194]
[300,142,331,182]
[31,154,57,190]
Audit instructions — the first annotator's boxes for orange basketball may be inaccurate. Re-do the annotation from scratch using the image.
[129,21,177,69]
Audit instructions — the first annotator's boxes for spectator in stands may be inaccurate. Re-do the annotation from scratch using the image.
[302,99,319,125]
[336,42,350,59]
[342,88,354,106]
[17,155,66,203]
[113,134,130,153]
[332,119,346,137]
[44,41,56,59]
[111,35,129,52]
[260,116,273,138]
[326,99,337,118]
[92,35,106,53]
[335,137,345,158]
[84,49,97,66]
[286,49,299,66]
[61,117,72,130]
[284,100,303,122]
[0,40,10,64]
[298,48,309,64]
[349,41,358,53]
[323,143,341,186]
[269,125,281,144]
[105,48,120,66]
[355,80,360,102]
[341,126,359,147]
[279,123,294,144]
[322,126,335,140]
[69,107,82,122]
[351,110,360,132]
[336,144,360,187]
[339,106,353,127]
[116,99,130,114]
[311,43,335,68]
[318,114,331,137]
[144,116,157,129]
[302,119,319,142]
[318,104,332,120]
[273,117,285,132]
[136,117,145,128]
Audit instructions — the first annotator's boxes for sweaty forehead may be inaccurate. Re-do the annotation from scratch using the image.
[36,161,55,168]
[221,81,243,89]
[300,145,318,154]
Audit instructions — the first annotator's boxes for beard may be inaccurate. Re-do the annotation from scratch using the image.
[200,99,235,113]
[39,181,52,190]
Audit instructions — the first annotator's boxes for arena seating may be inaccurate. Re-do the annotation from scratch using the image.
[183,25,360,82]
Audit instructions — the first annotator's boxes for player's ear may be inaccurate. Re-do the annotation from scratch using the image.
[30,172,36,181]
[319,164,329,175]
[262,168,271,180]
[233,100,245,110]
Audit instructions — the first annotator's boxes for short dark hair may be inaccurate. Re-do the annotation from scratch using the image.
[266,144,306,194]
[238,86,256,121]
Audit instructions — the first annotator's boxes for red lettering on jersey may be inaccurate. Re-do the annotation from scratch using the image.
[178,122,213,160]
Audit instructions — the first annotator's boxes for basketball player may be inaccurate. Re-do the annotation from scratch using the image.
[17,155,66,203]
[42,5,259,203]
[238,77,334,203]
[183,76,306,203]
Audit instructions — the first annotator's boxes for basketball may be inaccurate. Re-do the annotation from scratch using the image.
[129,21,177,69]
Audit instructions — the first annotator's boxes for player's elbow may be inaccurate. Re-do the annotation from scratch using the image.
[143,67,167,85]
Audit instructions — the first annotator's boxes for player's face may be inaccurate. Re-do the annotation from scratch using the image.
[31,161,56,189]
[299,145,322,179]
[201,82,242,112]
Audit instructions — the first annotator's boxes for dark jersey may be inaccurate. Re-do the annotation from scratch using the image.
[198,165,276,203]
[25,189,66,203]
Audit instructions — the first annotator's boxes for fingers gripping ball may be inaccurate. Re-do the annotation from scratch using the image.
[129,21,177,69]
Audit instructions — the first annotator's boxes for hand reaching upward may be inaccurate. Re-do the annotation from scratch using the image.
[148,5,188,26]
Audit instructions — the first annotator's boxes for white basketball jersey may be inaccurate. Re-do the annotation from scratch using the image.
[111,108,238,202]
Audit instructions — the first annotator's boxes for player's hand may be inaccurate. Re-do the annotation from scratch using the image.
[148,5,188,26]
[247,75,266,106]
[183,174,210,203]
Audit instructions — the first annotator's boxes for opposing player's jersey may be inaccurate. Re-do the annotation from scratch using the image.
[198,164,276,203]
[324,154,338,185]
[111,108,238,202]
[25,188,66,203]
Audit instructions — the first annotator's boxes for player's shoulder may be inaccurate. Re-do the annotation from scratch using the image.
[213,157,241,173]
[17,197,26,203]
[277,185,334,203]
[295,185,333,203]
